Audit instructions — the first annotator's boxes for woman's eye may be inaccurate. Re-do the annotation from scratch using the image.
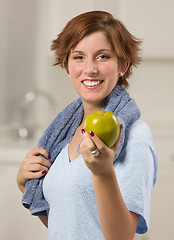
[97,55,110,60]
[73,55,84,60]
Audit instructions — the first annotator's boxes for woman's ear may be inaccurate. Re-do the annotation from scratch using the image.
[119,62,130,77]
[64,66,70,77]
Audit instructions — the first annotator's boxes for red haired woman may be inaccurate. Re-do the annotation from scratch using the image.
[17,11,158,240]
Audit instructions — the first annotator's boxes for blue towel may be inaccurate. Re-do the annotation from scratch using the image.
[22,85,141,216]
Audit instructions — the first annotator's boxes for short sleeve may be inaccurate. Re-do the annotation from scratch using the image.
[114,120,158,234]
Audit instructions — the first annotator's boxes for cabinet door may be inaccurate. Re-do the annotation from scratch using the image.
[147,134,174,240]
[148,169,174,240]
[135,128,174,240]
[115,0,174,59]
[0,163,48,240]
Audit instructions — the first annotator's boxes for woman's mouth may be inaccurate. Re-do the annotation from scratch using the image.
[82,80,103,87]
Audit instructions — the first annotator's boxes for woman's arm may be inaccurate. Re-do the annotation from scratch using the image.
[16,146,51,227]
[80,128,140,240]
[16,146,51,193]
[92,169,140,240]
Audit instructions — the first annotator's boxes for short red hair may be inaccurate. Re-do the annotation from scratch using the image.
[51,11,142,88]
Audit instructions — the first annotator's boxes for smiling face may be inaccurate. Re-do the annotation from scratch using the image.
[67,31,120,108]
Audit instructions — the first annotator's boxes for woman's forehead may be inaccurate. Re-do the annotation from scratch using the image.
[71,31,112,51]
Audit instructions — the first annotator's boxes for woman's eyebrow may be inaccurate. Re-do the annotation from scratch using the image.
[97,49,112,53]
[71,50,84,54]
[71,49,112,54]
[96,49,112,54]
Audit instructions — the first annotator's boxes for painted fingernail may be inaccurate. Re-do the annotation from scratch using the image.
[89,131,94,137]
[42,170,46,175]
[48,154,51,159]
[81,129,85,134]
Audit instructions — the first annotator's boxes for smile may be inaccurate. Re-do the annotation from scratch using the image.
[82,80,103,87]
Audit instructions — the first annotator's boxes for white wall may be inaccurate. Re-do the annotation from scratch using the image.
[0,0,40,126]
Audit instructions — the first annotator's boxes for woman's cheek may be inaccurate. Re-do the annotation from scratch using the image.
[107,63,119,79]
[68,63,83,78]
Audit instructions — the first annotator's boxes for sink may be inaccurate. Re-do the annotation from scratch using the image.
[0,126,43,163]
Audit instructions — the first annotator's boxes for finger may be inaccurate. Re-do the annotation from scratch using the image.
[24,162,49,173]
[80,130,97,152]
[32,156,51,168]
[111,124,123,152]
[28,146,51,159]
[24,170,48,180]
[86,130,107,154]
[24,155,51,168]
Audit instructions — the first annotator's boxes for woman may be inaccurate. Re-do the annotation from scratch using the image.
[17,11,158,240]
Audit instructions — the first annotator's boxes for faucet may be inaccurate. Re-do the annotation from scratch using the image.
[18,89,57,139]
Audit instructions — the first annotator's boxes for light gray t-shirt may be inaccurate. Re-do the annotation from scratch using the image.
[43,120,158,240]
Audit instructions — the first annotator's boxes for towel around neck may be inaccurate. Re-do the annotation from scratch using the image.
[22,85,141,216]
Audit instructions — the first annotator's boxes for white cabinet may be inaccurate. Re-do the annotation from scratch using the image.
[115,0,174,59]
[134,126,174,240]
[147,127,174,240]
[0,155,48,240]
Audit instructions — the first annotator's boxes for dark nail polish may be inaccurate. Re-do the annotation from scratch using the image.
[89,131,94,137]
[81,129,85,134]
[48,154,51,159]
[42,170,46,174]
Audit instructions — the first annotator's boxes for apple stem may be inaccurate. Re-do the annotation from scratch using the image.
[101,108,104,116]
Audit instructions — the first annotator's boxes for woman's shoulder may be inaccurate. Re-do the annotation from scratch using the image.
[124,120,158,186]
[126,119,153,146]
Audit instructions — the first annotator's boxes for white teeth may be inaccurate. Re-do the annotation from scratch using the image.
[83,81,101,87]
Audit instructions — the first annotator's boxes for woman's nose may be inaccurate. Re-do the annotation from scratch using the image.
[84,60,97,76]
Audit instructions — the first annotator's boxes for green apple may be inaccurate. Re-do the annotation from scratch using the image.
[84,110,120,148]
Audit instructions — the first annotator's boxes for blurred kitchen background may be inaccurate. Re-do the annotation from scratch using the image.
[0,0,174,239]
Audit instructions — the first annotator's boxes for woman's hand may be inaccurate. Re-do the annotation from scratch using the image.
[16,147,51,193]
[80,126,122,177]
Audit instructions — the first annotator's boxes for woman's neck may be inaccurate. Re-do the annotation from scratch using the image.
[82,100,103,124]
